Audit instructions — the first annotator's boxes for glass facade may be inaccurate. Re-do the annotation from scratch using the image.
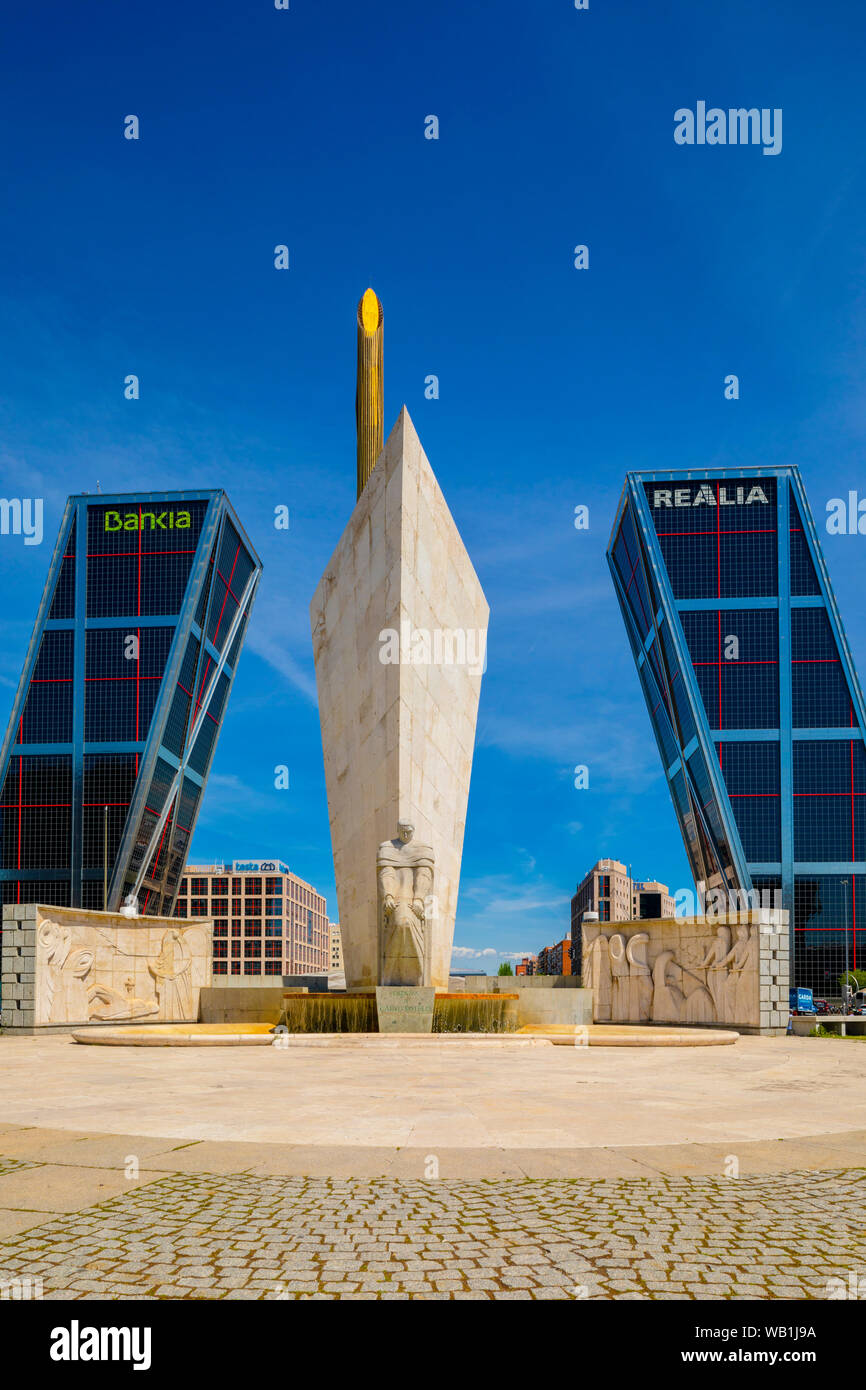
[0,491,261,934]
[608,467,866,994]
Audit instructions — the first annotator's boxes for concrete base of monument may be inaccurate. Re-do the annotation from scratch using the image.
[70,1021,738,1047]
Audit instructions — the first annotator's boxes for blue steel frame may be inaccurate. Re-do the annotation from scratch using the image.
[0,489,261,915]
[607,465,866,972]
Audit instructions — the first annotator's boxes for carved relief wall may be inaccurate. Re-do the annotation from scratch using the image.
[2,903,212,1029]
[582,912,789,1034]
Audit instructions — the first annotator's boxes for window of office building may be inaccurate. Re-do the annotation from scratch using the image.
[719,741,781,862]
[1,755,72,874]
[789,495,821,598]
[47,517,76,620]
[84,628,174,743]
[15,630,74,744]
[611,506,654,643]
[82,753,138,872]
[791,609,852,727]
[681,610,778,730]
[794,874,863,995]
[793,740,866,862]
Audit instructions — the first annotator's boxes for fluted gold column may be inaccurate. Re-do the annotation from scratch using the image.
[355,288,384,498]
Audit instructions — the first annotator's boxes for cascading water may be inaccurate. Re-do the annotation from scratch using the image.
[274,991,519,1034]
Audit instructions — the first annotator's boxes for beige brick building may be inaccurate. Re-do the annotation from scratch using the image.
[570,858,675,975]
[175,859,329,978]
[329,921,344,974]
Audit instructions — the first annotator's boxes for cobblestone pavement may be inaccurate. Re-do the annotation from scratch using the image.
[0,1157,37,1178]
[1,1167,864,1300]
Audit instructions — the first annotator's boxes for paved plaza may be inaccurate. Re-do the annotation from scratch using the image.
[1,1163,864,1300]
[0,1033,864,1300]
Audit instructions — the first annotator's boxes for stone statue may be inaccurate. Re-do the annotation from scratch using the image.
[377,821,434,986]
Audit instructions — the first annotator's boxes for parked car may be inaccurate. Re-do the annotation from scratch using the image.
[813,998,831,1015]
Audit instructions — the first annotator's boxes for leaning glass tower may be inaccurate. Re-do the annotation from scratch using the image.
[0,491,261,919]
[608,466,866,994]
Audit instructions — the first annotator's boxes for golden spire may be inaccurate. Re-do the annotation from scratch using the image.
[355,287,384,498]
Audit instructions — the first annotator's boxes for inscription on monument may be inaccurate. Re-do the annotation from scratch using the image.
[375,985,435,1034]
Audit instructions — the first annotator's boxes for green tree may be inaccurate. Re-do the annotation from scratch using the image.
[838,968,866,994]
[498,961,514,977]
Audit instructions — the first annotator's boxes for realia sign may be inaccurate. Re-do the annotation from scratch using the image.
[651,484,770,508]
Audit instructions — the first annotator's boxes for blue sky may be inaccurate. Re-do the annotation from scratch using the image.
[2,0,866,968]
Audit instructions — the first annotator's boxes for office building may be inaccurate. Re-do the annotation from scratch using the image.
[176,858,329,977]
[0,491,261,921]
[608,466,866,992]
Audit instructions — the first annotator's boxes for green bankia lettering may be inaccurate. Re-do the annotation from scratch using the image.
[104,507,193,532]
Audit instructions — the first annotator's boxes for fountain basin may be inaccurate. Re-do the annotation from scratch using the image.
[70,1025,549,1048]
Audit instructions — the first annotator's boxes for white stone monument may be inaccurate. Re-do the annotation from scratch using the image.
[310,292,488,992]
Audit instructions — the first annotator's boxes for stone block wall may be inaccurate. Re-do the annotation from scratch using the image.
[1,905,37,1029]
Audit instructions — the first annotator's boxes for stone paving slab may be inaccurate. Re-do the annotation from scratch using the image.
[0,1208,59,1238]
[3,1033,866,1152]
[616,1137,866,1177]
[1,1123,864,1179]
[0,1162,166,1213]
[0,1169,863,1301]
